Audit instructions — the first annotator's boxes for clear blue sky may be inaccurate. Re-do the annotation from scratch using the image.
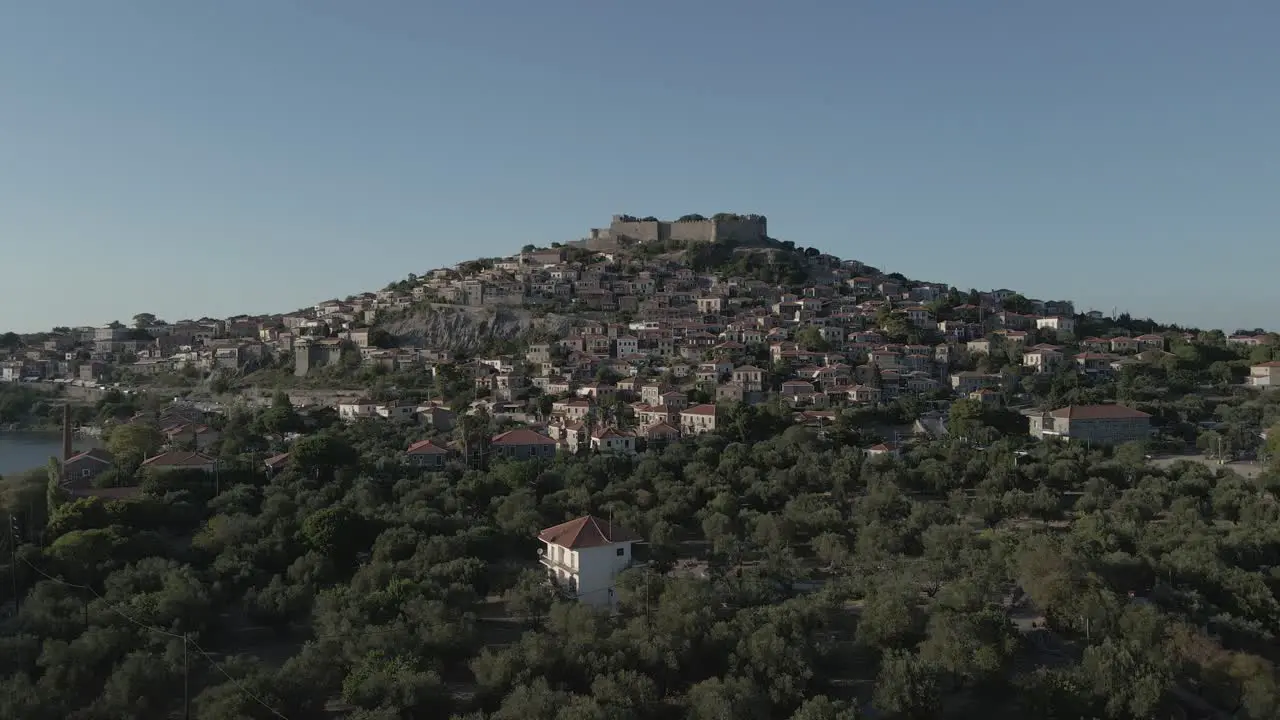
[3,2,1277,333]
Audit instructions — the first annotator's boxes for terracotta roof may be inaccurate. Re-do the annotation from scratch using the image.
[491,428,556,446]
[645,421,680,435]
[406,440,449,455]
[67,447,114,465]
[591,427,632,440]
[1254,361,1280,368]
[1048,404,1150,420]
[681,403,717,416]
[141,451,216,467]
[264,452,291,468]
[538,515,642,549]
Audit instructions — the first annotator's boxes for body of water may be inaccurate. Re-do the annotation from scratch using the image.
[0,432,100,476]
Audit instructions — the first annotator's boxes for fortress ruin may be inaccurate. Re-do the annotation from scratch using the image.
[580,213,767,249]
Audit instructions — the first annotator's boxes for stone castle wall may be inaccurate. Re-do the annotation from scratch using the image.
[598,215,767,245]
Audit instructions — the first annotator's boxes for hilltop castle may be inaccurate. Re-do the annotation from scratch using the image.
[579,213,767,249]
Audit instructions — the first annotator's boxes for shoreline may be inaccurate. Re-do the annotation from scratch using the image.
[0,424,102,436]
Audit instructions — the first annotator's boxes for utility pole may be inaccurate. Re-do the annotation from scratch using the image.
[183,633,191,720]
[7,514,19,610]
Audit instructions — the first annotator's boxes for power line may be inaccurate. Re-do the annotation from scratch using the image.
[19,558,288,719]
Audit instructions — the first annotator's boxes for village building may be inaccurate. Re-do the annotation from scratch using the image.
[537,515,642,608]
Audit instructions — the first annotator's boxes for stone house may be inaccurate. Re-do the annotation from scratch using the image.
[62,448,115,487]
[679,404,717,435]
[491,428,558,461]
[405,439,450,469]
[1028,405,1152,445]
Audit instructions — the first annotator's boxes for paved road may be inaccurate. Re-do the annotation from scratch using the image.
[1149,453,1266,479]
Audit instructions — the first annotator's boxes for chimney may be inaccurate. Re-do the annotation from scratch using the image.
[61,403,74,463]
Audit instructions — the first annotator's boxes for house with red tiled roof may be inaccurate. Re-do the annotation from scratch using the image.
[866,442,900,458]
[263,452,291,474]
[1022,347,1064,374]
[405,439,450,469]
[589,427,636,455]
[1080,337,1111,352]
[1073,352,1115,374]
[491,428,557,461]
[61,448,115,488]
[162,422,220,451]
[1249,361,1280,388]
[678,404,717,435]
[640,420,681,446]
[1228,334,1271,347]
[140,451,217,473]
[1028,404,1151,445]
[537,515,642,607]
[1109,336,1140,354]
[1134,334,1166,351]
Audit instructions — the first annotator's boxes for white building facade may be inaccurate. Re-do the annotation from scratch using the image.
[537,516,641,608]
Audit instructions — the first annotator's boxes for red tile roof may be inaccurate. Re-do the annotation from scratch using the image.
[67,447,114,465]
[538,515,642,549]
[681,403,717,416]
[264,452,291,468]
[1048,404,1150,420]
[141,451,216,468]
[591,427,632,440]
[644,420,680,434]
[491,428,556,446]
[406,440,449,455]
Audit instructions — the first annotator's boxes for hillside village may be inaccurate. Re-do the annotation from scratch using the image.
[4,215,1280,718]
[2,213,1278,465]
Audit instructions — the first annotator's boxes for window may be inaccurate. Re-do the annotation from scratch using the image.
[616,547,625,557]
[81,469,91,478]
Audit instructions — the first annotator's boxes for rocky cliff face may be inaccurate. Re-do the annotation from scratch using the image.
[383,305,570,352]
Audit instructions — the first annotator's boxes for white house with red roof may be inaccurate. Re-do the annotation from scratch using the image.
[678,404,717,435]
[1022,347,1064,374]
[866,442,900,458]
[537,515,642,607]
[1249,361,1280,388]
[1228,334,1270,347]
[589,427,636,455]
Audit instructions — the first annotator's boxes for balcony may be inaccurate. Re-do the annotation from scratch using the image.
[537,547,575,574]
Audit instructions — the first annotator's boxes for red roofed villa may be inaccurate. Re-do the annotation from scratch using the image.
[1028,404,1151,446]
[405,439,450,469]
[1249,361,1280,388]
[537,515,642,607]
[678,403,717,436]
[491,428,558,461]
[140,451,218,473]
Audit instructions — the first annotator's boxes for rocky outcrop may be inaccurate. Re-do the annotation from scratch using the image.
[383,305,570,352]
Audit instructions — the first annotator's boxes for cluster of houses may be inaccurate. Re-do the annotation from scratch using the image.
[7,217,1278,472]
[57,403,223,500]
[0,319,272,384]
